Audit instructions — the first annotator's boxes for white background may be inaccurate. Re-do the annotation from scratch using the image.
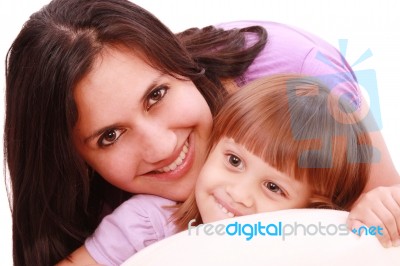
[1,0,399,264]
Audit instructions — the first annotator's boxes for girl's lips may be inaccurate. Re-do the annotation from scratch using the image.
[143,134,195,181]
[213,194,243,218]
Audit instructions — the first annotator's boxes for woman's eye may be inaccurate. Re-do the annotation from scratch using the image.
[264,182,284,195]
[227,154,244,169]
[146,86,168,110]
[98,128,125,147]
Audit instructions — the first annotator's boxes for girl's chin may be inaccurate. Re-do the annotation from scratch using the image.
[200,212,226,224]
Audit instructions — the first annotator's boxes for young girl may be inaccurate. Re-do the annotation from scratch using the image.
[58,74,372,265]
[184,74,372,226]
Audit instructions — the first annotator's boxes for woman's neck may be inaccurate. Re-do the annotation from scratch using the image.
[221,78,239,94]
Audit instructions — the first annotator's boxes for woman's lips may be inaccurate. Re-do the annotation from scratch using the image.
[144,135,195,181]
[156,140,189,173]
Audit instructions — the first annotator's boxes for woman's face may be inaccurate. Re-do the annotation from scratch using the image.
[196,138,311,223]
[73,47,213,201]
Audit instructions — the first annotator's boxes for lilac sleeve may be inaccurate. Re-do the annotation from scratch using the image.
[85,194,177,266]
[218,21,361,109]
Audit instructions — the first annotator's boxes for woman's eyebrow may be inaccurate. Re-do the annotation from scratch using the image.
[140,73,166,103]
[83,73,166,144]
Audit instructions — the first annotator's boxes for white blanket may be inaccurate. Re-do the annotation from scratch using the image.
[123,209,400,266]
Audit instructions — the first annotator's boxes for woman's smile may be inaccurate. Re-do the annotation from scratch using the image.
[155,140,189,173]
[144,136,194,181]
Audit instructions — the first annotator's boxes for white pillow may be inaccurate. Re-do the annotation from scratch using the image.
[122,209,400,266]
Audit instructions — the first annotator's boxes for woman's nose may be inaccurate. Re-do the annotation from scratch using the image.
[136,121,177,164]
[225,180,254,208]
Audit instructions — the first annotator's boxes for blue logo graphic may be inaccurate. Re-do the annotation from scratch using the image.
[337,39,382,130]
[286,40,382,166]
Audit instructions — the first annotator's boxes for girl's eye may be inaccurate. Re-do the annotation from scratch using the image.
[146,86,168,110]
[227,154,244,169]
[98,128,125,147]
[264,181,284,196]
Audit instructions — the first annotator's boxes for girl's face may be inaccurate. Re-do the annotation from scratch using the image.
[196,138,312,223]
[73,47,213,201]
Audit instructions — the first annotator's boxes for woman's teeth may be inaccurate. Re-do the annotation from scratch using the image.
[157,140,189,173]
[217,203,235,218]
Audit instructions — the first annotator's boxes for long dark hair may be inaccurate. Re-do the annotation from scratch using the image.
[4,0,266,264]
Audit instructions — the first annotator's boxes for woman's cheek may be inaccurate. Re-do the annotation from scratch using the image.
[92,152,134,186]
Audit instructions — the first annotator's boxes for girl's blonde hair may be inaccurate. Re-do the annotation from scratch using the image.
[174,74,372,230]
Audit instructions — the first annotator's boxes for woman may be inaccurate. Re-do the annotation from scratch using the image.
[5,0,399,265]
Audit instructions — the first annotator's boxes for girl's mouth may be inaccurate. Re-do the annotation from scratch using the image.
[216,202,235,218]
[213,194,242,218]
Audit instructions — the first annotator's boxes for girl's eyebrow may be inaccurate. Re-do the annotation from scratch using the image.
[222,138,243,151]
[83,73,166,144]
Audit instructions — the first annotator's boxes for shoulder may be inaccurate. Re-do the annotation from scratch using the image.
[216,20,327,48]
[119,194,176,211]
[85,195,178,265]
[111,194,177,228]
[216,21,360,106]
[216,20,342,69]
[216,21,334,83]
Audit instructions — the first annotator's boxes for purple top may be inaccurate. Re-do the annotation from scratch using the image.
[85,194,177,266]
[219,21,361,108]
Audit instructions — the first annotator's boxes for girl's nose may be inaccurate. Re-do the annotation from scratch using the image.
[136,121,177,164]
[225,180,254,208]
